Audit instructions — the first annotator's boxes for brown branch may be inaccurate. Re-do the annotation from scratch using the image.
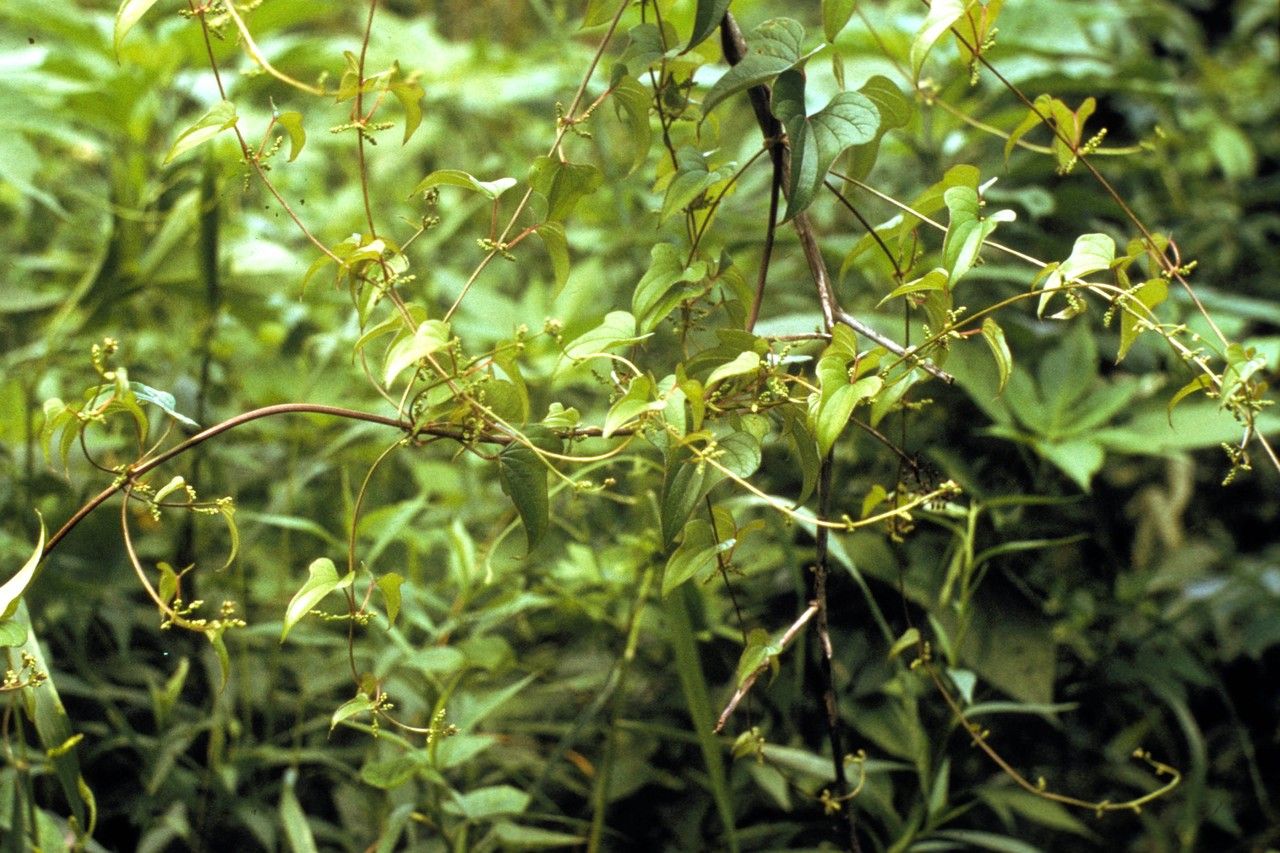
[714,601,818,733]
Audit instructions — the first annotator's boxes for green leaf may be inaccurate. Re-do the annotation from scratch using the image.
[980,318,1013,393]
[448,785,531,821]
[702,18,806,117]
[814,376,882,456]
[1004,94,1054,163]
[888,627,921,659]
[663,518,732,596]
[779,73,881,219]
[660,450,722,546]
[563,311,648,360]
[330,693,377,732]
[1117,278,1168,361]
[383,319,451,387]
[492,823,586,849]
[279,769,319,853]
[0,515,44,620]
[12,601,91,830]
[735,627,783,685]
[281,558,354,642]
[1166,374,1214,420]
[390,79,424,144]
[705,351,760,390]
[275,110,307,162]
[528,156,604,221]
[664,587,739,850]
[1034,438,1105,491]
[497,428,560,551]
[534,222,570,294]
[410,169,517,200]
[686,0,733,51]
[164,100,238,165]
[911,0,965,80]
[878,267,948,305]
[941,186,1015,285]
[844,74,913,181]
[822,0,857,42]
[610,74,653,174]
[717,430,763,478]
[376,572,404,626]
[131,382,200,428]
[1037,233,1115,318]
[0,619,27,647]
[633,242,708,332]
[114,0,162,57]
[660,147,735,224]
[603,375,659,438]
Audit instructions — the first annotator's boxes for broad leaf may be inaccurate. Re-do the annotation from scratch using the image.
[814,375,882,456]
[384,319,451,386]
[410,169,517,200]
[704,351,760,390]
[164,100,238,165]
[535,221,570,294]
[610,74,653,174]
[497,427,561,551]
[0,515,44,620]
[1037,233,1115,317]
[633,242,708,332]
[275,110,307,162]
[529,156,604,221]
[563,311,648,360]
[686,0,733,52]
[702,18,806,117]
[281,558,354,642]
[911,0,964,80]
[777,71,880,218]
[822,0,857,42]
[330,693,377,732]
[1117,278,1168,361]
[941,186,1015,285]
[114,0,162,57]
[663,518,732,596]
[980,317,1013,393]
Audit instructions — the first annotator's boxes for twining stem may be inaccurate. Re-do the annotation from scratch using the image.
[814,454,862,853]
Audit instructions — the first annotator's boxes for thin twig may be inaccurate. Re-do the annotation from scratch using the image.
[714,601,817,733]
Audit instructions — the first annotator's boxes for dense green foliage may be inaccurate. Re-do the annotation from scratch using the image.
[1,1,1278,850]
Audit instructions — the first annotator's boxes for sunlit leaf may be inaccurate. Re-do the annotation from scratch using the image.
[0,514,44,620]
[911,0,964,80]
[281,558,354,642]
[376,572,404,626]
[981,317,1013,393]
[822,0,857,42]
[941,186,1015,285]
[330,693,377,732]
[164,100,238,165]
[275,110,307,162]
[383,319,451,387]
[114,0,162,57]
[410,169,517,200]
